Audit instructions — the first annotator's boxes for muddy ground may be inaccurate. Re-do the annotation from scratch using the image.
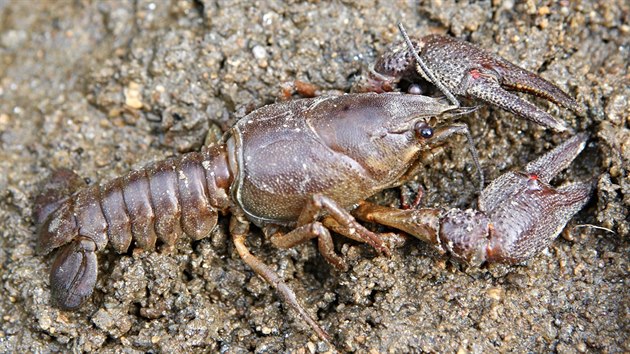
[0,0,628,353]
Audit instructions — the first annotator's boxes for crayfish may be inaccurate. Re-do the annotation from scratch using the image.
[35,25,590,347]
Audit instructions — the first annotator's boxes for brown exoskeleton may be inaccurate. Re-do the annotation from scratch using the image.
[35,25,590,347]
[37,93,464,343]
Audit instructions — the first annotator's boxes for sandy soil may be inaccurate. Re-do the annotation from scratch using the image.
[0,0,627,352]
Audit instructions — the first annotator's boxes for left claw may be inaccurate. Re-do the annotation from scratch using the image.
[353,133,593,266]
[355,34,584,131]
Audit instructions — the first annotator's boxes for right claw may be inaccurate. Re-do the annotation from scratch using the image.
[49,238,98,310]
[467,133,593,264]
[353,134,593,266]
[357,33,584,131]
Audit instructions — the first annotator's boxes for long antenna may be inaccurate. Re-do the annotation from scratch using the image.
[433,123,485,191]
[398,23,460,107]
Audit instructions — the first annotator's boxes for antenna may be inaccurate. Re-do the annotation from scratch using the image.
[398,23,460,107]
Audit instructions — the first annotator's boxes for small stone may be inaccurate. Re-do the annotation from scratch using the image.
[539,18,549,29]
[124,81,143,109]
[610,165,620,178]
[486,287,504,301]
[38,314,52,331]
[1,30,27,49]
[306,341,316,353]
[538,6,550,16]
[576,341,587,352]
[0,113,9,127]
[252,45,267,60]
[252,45,268,68]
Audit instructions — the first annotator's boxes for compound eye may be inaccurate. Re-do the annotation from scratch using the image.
[415,122,434,140]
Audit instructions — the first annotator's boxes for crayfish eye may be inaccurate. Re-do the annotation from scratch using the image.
[414,122,434,140]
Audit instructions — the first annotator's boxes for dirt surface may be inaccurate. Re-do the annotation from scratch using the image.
[0,0,628,352]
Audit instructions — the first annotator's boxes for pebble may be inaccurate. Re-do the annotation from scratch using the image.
[486,287,504,301]
[252,45,267,60]
[124,81,144,109]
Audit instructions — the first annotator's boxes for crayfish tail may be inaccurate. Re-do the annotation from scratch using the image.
[33,168,86,226]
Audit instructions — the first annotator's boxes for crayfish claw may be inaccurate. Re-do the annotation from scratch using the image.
[491,58,585,116]
[50,238,98,310]
[478,133,589,210]
[365,32,584,131]
[464,74,570,131]
[472,133,593,264]
[524,132,590,182]
[354,134,593,266]
[418,34,584,130]
[480,179,593,264]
